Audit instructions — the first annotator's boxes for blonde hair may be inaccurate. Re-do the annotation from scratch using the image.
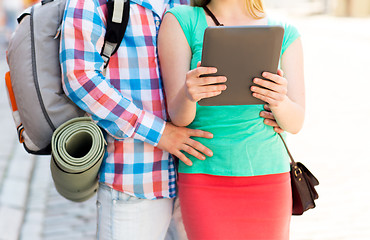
[193,0,265,19]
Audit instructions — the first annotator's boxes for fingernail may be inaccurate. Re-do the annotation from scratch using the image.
[207,151,213,156]
[201,155,206,160]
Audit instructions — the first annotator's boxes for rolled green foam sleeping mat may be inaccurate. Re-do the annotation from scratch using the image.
[50,117,106,202]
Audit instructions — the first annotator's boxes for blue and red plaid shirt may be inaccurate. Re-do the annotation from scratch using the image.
[60,0,189,199]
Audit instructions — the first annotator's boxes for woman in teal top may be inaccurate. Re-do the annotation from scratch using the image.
[158,0,305,239]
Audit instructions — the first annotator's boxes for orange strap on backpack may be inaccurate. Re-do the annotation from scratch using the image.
[5,72,18,112]
[5,72,25,143]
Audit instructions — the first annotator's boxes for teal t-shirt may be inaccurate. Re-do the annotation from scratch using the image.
[166,6,300,176]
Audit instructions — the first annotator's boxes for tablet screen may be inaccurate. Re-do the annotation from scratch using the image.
[199,26,284,106]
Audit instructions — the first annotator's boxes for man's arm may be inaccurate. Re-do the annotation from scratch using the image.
[60,0,165,145]
[60,0,213,164]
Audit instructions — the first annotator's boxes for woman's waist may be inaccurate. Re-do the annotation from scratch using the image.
[188,117,274,146]
[193,104,265,125]
[184,129,289,167]
[177,172,291,188]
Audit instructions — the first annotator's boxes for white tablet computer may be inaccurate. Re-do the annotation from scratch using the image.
[199,26,284,106]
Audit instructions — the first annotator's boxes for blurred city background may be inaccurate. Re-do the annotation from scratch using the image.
[0,0,370,239]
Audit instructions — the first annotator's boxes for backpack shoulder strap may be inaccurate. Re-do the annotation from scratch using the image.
[101,0,130,72]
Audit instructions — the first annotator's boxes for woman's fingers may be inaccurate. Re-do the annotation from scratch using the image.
[251,86,285,102]
[185,66,227,102]
[188,89,224,102]
[252,92,278,105]
[200,76,227,86]
[200,83,227,92]
[262,71,287,85]
[187,78,227,102]
[276,69,284,77]
[187,66,227,85]
[187,66,217,78]
[251,71,288,105]
[260,107,285,133]
[261,105,284,133]
[273,127,284,134]
[263,104,271,112]
[264,118,279,127]
[187,76,227,88]
[259,110,274,120]
[253,78,287,94]
[192,91,222,102]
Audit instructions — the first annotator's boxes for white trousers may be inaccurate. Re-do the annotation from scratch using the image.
[96,184,187,240]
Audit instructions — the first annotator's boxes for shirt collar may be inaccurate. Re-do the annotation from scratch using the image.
[130,0,170,17]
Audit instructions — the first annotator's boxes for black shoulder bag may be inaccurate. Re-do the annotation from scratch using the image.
[278,134,319,215]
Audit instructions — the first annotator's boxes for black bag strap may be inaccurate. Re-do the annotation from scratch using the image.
[278,133,295,164]
[101,0,130,71]
[203,6,224,26]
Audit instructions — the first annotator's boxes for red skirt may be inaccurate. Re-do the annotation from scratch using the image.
[178,172,292,240]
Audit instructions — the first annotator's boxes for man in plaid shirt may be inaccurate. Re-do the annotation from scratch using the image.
[60,0,282,239]
[60,0,211,239]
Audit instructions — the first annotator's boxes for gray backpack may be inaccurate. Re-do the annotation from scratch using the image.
[5,0,130,154]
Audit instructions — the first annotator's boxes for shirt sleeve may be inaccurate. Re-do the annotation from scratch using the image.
[281,22,300,55]
[166,5,193,49]
[60,0,165,146]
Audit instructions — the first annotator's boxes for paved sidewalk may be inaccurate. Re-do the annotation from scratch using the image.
[284,13,370,240]
[0,38,96,240]
[0,13,370,240]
